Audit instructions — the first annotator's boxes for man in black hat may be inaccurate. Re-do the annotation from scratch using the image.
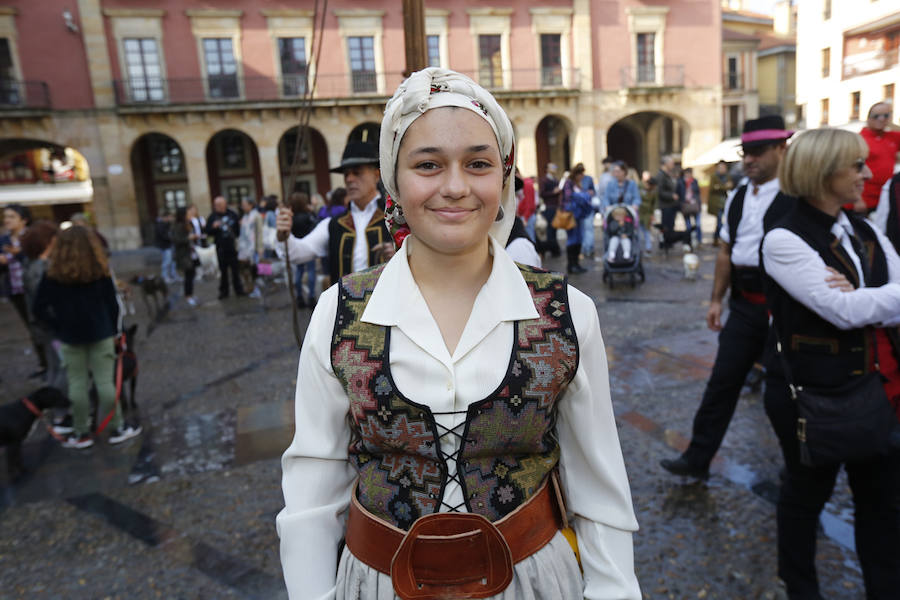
[276,141,393,286]
[661,115,796,478]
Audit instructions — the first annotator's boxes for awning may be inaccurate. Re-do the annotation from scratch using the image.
[0,180,93,206]
[688,137,741,167]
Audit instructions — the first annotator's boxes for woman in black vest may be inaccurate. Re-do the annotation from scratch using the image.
[761,128,900,600]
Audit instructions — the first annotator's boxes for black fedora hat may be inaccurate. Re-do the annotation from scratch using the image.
[330,141,380,173]
[741,115,794,149]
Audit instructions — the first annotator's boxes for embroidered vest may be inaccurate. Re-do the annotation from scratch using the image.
[327,207,390,282]
[762,202,889,388]
[331,263,579,530]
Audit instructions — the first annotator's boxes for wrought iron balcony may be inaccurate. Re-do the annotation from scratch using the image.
[112,69,582,108]
[620,65,685,89]
[0,80,51,110]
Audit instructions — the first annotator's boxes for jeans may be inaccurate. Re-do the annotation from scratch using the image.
[160,247,177,282]
[640,224,653,251]
[580,214,596,256]
[295,260,317,303]
[60,336,121,436]
[713,209,724,242]
[683,212,702,244]
[217,245,244,297]
[183,265,196,297]
[524,213,537,243]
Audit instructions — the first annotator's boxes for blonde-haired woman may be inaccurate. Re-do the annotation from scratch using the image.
[33,226,141,448]
[277,68,640,600]
[761,128,900,599]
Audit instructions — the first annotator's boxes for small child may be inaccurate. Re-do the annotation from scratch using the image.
[606,206,635,263]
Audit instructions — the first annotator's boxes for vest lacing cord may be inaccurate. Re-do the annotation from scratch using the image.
[432,409,474,512]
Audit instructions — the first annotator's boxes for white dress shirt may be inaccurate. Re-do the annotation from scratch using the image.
[719,178,781,267]
[872,177,894,234]
[278,196,380,273]
[276,236,640,600]
[505,237,542,267]
[762,211,900,330]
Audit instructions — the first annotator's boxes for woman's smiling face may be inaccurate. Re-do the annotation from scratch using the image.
[394,107,502,256]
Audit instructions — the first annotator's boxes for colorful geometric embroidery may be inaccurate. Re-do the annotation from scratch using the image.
[332,263,578,528]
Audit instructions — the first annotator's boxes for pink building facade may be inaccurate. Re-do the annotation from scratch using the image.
[0,0,722,248]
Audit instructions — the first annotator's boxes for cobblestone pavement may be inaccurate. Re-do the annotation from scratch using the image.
[0,229,867,599]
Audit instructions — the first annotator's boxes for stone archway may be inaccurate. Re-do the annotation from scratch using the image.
[606,111,691,174]
[278,126,330,199]
[0,138,93,224]
[535,115,571,174]
[130,133,189,245]
[206,129,262,209]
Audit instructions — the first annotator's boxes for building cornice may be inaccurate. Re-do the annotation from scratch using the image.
[426,9,451,17]
[529,8,574,17]
[103,9,166,18]
[333,10,386,18]
[466,8,515,17]
[0,7,17,16]
[184,10,243,18]
[260,9,314,18]
[625,6,670,16]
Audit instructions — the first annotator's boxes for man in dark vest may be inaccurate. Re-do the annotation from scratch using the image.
[873,171,900,255]
[276,141,393,282]
[661,115,796,478]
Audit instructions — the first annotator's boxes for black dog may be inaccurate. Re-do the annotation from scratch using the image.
[1,387,70,481]
[117,323,140,428]
[130,274,169,318]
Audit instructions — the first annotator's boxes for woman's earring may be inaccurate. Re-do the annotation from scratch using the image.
[495,206,504,222]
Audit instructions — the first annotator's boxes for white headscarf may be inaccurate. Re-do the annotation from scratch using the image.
[379,67,517,247]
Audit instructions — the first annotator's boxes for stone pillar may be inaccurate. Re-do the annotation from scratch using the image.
[77,0,114,108]
[572,0,593,92]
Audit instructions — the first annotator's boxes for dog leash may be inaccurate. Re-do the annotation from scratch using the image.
[22,397,69,443]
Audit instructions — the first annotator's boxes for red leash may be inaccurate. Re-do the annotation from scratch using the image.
[94,334,126,436]
[22,397,69,443]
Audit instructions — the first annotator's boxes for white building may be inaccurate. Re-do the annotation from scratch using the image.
[796,2,899,129]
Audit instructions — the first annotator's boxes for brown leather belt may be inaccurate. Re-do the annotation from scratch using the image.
[345,477,565,600]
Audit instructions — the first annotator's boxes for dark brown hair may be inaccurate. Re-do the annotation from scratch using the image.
[287,191,311,213]
[47,225,110,284]
[20,220,59,260]
[328,187,348,208]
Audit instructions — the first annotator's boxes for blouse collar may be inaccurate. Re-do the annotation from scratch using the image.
[362,236,539,364]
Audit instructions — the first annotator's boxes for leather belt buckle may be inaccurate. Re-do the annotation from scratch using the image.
[390,513,513,600]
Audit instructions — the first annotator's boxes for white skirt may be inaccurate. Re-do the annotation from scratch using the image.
[335,530,583,600]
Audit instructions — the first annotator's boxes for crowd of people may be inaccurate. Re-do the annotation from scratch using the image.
[3,65,899,599]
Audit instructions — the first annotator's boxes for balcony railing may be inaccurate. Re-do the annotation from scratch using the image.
[620,65,684,89]
[112,69,581,107]
[0,80,51,110]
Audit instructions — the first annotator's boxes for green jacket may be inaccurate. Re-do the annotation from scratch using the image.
[707,174,731,215]
[638,187,657,226]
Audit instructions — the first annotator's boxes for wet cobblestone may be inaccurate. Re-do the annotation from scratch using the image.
[0,232,869,598]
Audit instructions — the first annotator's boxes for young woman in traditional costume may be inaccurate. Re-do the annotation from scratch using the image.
[277,68,640,600]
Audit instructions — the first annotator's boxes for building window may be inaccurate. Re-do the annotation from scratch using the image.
[426,35,440,68]
[162,189,188,214]
[886,83,896,104]
[348,36,376,93]
[478,34,502,88]
[278,38,307,96]
[842,25,900,78]
[727,105,740,138]
[151,137,184,177]
[203,38,239,99]
[820,98,829,125]
[637,32,656,83]
[540,33,562,87]
[850,91,861,121]
[823,0,832,20]
[123,38,164,102]
[727,56,739,90]
[222,133,248,170]
[821,47,830,78]
[0,38,17,105]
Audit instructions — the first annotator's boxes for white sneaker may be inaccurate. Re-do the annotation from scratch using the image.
[248,288,262,299]
[108,424,142,445]
[186,297,198,306]
[62,433,94,449]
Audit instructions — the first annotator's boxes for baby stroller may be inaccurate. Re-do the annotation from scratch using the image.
[601,204,645,288]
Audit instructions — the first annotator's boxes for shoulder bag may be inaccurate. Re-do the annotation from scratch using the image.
[774,330,895,467]
[551,207,576,230]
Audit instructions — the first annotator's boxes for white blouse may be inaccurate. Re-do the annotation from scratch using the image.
[276,236,641,600]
